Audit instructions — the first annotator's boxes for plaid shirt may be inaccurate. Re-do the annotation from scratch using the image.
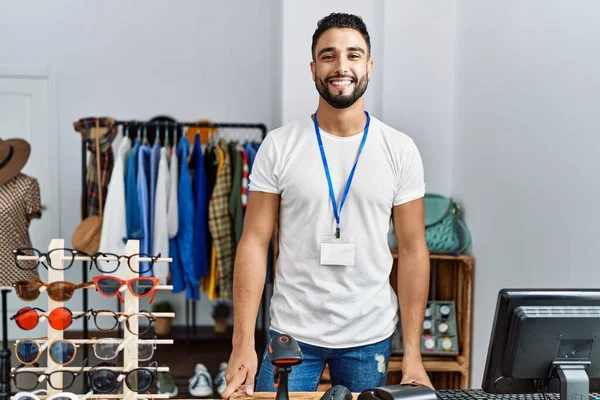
[208,140,234,299]
[73,117,117,217]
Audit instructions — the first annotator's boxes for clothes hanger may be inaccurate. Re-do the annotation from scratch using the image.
[155,124,160,146]
[164,122,170,149]
[143,125,149,145]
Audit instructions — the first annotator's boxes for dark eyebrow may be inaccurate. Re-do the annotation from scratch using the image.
[347,46,365,54]
[317,46,366,57]
[317,47,336,57]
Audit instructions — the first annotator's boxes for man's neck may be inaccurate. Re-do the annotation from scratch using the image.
[314,99,367,137]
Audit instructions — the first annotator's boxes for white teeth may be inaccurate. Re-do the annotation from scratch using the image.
[330,81,352,87]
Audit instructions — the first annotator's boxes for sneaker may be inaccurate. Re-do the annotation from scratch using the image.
[189,363,214,397]
[214,362,228,395]
[157,367,178,398]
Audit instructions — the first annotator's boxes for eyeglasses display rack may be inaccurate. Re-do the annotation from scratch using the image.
[11,238,175,400]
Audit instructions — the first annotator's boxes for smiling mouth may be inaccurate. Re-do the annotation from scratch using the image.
[328,78,354,89]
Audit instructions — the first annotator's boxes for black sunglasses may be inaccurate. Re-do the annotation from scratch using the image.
[88,361,159,393]
[10,358,88,391]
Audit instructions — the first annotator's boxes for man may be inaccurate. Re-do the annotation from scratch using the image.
[221,12,432,398]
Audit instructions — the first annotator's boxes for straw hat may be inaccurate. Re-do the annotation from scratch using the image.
[0,138,31,185]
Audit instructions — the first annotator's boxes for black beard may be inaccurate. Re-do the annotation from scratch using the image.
[315,73,369,109]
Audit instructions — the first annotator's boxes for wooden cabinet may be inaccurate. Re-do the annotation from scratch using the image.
[386,252,473,389]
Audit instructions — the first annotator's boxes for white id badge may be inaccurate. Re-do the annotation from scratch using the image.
[320,236,355,266]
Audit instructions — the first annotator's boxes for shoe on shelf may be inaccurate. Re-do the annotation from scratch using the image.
[189,363,214,397]
[157,367,179,398]
[214,362,228,395]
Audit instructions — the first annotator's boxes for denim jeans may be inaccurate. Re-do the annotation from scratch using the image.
[255,330,393,393]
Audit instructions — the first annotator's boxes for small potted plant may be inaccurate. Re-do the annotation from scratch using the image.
[212,301,231,334]
[151,300,175,336]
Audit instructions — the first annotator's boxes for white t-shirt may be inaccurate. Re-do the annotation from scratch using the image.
[249,114,426,348]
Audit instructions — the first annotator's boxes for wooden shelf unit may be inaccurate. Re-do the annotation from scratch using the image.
[387,250,473,389]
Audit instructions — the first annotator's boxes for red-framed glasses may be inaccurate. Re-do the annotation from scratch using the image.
[92,276,160,304]
[10,307,82,331]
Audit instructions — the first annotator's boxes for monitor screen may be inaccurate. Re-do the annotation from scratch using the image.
[482,289,600,394]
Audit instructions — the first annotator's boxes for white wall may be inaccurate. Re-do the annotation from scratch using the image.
[382,1,457,194]
[453,0,600,387]
[281,0,383,123]
[0,0,282,334]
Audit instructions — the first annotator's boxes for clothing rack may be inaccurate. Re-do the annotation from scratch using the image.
[79,119,270,362]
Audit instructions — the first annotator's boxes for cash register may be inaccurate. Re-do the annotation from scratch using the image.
[358,288,600,400]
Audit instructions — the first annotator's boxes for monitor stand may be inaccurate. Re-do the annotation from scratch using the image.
[552,361,590,400]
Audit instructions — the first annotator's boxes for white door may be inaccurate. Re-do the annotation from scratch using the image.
[0,69,60,338]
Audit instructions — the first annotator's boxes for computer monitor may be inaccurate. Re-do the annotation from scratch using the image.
[482,289,600,399]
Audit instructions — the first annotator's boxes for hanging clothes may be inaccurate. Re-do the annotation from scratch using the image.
[126,139,142,240]
[99,136,131,263]
[228,141,244,248]
[73,117,116,217]
[240,148,249,209]
[176,137,198,300]
[208,139,234,300]
[137,143,152,275]
[206,143,225,299]
[167,144,178,239]
[190,134,209,284]
[153,147,170,284]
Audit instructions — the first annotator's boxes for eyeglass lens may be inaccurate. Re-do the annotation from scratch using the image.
[14,248,41,270]
[16,340,38,364]
[14,281,41,301]
[126,369,153,392]
[13,371,39,391]
[94,339,154,361]
[130,279,155,296]
[93,253,121,273]
[49,341,76,364]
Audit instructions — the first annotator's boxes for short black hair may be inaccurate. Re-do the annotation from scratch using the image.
[311,13,371,61]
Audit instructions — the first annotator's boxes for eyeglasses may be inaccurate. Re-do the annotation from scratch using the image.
[12,248,79,271]
[12,279,92,302]
[13,247,162,274]
[13,389,87,400]
[86,252,162,274]
[15,338,78,366]
[92,337,157,361]
[11,307,82,331]
[88,361,158,393]
[11,358,88,391]
[85,309,156,335]
[92,276,160,304]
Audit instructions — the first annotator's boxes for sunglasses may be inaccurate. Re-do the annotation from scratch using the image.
[12,279,92,302]
[92,337,157,361]
[14,338,79,366]
[85,309,156,336]
[92,276,160,304]
[88,361,158,393]
[11,358,88,391]
[11,307,82,331]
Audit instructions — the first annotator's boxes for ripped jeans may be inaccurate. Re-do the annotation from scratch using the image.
[255,330,393,393]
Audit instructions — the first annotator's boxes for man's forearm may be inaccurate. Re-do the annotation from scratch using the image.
[397,245,430,358]
[232,235,269,347]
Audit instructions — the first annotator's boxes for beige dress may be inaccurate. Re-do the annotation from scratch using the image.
[0,173,41,285]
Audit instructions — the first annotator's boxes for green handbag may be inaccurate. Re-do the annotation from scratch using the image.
[424,193,471,254]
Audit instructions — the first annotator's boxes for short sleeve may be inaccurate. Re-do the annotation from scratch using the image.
[248,134,281,194]
[27,178,42,220]
[393,139,426,206]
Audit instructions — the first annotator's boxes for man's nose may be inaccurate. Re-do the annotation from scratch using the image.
[334,58,349,75]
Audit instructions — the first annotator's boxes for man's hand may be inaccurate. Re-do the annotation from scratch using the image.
[400,355,434,389]
[221,344,258,399]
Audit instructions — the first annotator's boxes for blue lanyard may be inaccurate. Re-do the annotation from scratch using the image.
[314,111,370,238]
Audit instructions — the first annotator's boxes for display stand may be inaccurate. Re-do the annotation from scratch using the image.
[12,238,175,399]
